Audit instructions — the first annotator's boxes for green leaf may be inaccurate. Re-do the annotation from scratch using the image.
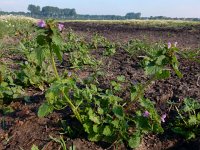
[128,131,141,148]
[117,75,125,82]
[139,98,155,110]
[2,106,14,115]
[83,122,93,134]
[135,116,151,133]
[52,34,62,47]
[52,43,63,62]
[112,105,124,119]
[37,34,47,46]
[111,119,120,128]
[31,144,39,150]
[90,84,97,93]
[88,133,101,142]
[145,65,162,76]
[88,108,100,124]
[35,47,47,65]
[156,55,166,65]
[172,56,183,78]
[38,102,54,117]
[172,127,195,140]
[97,107,104,115]
[103,126,112,136]
[197,113,200,121]
[93,124,99,133]
[188,115,197,125]
[156,70,170,79]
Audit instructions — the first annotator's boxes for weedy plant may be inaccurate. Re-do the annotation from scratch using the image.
[36,19,183,149]
[63,30,101,69]
[30,136,75,150]
[16,41,54,90]
[90,33,116,56]
[180,48,200,63]
[124,39,151,57]
[143,42,183,79]
[169,98,200,140]
[35,19,64,79]
[0,63,24,104]
[90,33,109,49]
[126,42,183,110]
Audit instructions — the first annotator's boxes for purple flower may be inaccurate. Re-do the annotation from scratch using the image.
[131,80,138,85]
[68,72,72,77]
[161,113,167,123]
[58,23,64,31]
[174,42,178,47]
[143,110,150,118]
[167,42,171,49]
[37,20,46,28]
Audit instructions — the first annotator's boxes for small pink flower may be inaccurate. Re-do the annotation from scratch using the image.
[143,110,150,118]
[68,72,72,77]
[161,113,167,123]
[174,42,178,47]
[167,42,171,49]
[37,20,46,28]
[58,23,64,31]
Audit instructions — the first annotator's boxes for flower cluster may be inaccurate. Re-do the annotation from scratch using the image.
[161,113,167,123]
[168,42,178,49]
[142,110,167,123]
[58,23,64,31]
[37,20,46,28]
[37,20,64,32]
[143,110,150,117]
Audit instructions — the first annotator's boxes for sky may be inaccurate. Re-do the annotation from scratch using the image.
[0,0,200,18]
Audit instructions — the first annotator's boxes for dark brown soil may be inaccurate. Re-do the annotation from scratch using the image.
[1,22,200,150]
[64,22,200,49]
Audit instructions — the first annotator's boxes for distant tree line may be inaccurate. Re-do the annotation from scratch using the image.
[27,4,77,18]
[0,4,141,20]
[0,4,200,21]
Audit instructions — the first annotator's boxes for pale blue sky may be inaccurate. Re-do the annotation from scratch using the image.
[0,0,200,18]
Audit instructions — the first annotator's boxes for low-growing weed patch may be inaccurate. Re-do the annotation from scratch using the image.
[33,20,183,148]
[0,17,200,149]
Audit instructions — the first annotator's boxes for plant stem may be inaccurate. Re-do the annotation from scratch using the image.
[125,76,156,111]
[175,105,187,126]
[135,77,155,101]
[50,45,59,80]
[61,89,82,123]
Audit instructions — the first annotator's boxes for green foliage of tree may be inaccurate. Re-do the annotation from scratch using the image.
[28,4,40,16]
[125,12,141,19]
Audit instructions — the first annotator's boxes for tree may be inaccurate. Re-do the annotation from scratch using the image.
[28,4,40,16]
[125,12,141,19]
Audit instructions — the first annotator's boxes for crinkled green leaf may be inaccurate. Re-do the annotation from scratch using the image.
[156,70,170,79]
[52,43,63,62]
[117,75,125,82]
[88,108,100,124]
[112,105,124,119]
[128,131,141,149]
[31,145,39,150]
[103,126,112,136]
[188,115,197,125]
[156,55,166,65]
[38,102,54,117]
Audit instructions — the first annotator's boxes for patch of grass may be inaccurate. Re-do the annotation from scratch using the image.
[0,15,36,38]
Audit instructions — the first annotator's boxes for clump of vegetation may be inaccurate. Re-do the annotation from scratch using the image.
[33,20,183,148]
[169,98,200,140]
[0,16,199,149]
